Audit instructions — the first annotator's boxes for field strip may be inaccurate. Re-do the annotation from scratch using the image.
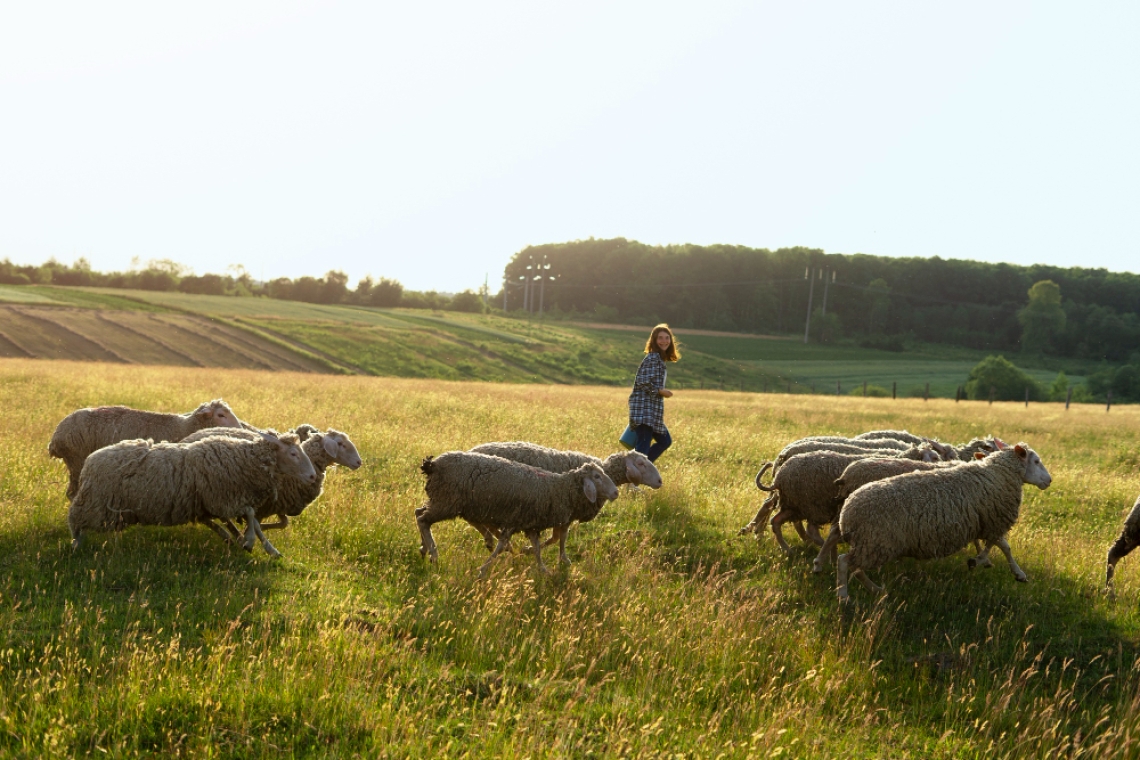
[95,311,206,367]
[233,319,366,374]
[14,308,131,363]
[181,315,321,373]
[0,329,34,357]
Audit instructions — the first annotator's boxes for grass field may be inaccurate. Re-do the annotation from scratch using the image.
[2,358,1139,757]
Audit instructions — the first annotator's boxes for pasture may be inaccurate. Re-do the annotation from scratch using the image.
[2,358,1139,757]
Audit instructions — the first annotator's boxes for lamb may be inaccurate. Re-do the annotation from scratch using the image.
[833,442,1052,601]
[416,451,619,576]
[1105,494,1140,596]
[466,442,662,563]
[49,399,244,499]
[181,424,363,539]
[68,430,316,557]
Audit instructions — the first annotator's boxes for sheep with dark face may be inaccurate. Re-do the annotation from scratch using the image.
[833,443,1051,601]
[68,430,316,557]
[416,451,618,576]
[49,399,243,499]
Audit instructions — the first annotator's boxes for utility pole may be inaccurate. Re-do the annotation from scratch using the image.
[803,267,816,343]
[821,269,836,316]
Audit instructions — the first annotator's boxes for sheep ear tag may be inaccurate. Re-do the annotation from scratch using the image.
[322,436,338,458]
[583,477,597,504]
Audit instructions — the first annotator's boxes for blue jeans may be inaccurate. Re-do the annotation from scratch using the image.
[634,424,671,462]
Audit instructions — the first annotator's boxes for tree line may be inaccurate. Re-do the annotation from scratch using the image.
[0,257,487,312]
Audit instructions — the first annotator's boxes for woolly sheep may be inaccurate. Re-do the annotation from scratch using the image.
[467,442,662,563]
[416,451,619,576]
[1105,494,1140,596]
[742,444,938,552]
[853,430,929,446]
[49,399,243,499]
[68,430,316,557]
[181,424,363,539]
[833,443,1051,601]
[814,455,982,574]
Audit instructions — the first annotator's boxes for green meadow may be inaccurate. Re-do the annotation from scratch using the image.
[1,358,1138,757]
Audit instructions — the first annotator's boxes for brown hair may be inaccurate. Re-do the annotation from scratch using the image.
[644,323,680,362]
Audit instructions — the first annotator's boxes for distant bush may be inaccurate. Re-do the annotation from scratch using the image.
[964,355,1044,401]
[448,290,484,313]
[848,384,891,397]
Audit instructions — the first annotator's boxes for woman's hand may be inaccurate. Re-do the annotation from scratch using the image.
[659,389,673,398]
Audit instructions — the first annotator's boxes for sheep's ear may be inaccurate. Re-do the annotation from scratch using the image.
[322,435,338,458]
[1014,444,1028,458]
[625,458,640,482]
[993,438,1007,450]
[974,452,985,460]
[582,477,598,504]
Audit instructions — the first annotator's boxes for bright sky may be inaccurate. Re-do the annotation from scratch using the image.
[2,2,1137,293]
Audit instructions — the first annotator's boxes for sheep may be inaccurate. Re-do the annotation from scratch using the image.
[811,455,980,573]
[770,438,918,470]
[181,424,363,540]
[1105,494,1140,596]
[416,451,619,576]
[466,442,662,563]
[853,429,929,446]
[68,430,316,557]
[833,442,1052,601]
[48,399,243,499]
[743,444,939,550]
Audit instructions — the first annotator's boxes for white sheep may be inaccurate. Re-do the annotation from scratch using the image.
[467,442,662,563]
[48,399,243,499]
[181,424,363,540]
[833,442,1052,601]
[68,430,316,557]
[853,429,929,446]
[416,451,619,576]
[1105,494,1140,596]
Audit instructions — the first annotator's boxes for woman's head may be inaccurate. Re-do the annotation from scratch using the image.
[644,323,680,362]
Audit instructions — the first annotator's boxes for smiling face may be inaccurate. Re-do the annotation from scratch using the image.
[654,330,672,352]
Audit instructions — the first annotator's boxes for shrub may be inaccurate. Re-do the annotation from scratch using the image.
[964,355,1044,401]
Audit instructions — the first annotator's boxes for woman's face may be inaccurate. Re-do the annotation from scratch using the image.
[655,330,672,351]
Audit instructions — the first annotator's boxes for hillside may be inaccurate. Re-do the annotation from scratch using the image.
[0,284,1077,397]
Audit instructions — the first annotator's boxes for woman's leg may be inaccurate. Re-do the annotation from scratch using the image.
[634,425,655,458]
[647,428,672,462]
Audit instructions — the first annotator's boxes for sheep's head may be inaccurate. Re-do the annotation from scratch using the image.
[579,463,619,504]
[622,450,662,488]
[194,399,242,429]
[262,430,317,484]
[321,429,363,470]
[1014,443,1052,490]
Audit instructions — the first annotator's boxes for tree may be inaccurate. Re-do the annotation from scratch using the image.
[449,290,483,313]
[1017,280,1066,355]
[368,277,403,307]
[964,355,1044,401]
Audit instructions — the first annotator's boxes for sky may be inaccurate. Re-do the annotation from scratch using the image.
[2,1,1137,293]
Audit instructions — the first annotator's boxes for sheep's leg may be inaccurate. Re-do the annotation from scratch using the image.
[1105,535,1135,597]
[553,525,571,565]
[990,537,1027,583]
[416,504,439,562]
[967,539,993,569]
[812,528,842,574]
[526,529,550,574]
[837,553,850,601]
[1106,560,1118,597]
[477,529,514,578]
[739,493,777,536]
[852,568,883,595]
[770,509,796,554]
[804,522,825,548]
[242,507,281,558]
[203,518,240,545]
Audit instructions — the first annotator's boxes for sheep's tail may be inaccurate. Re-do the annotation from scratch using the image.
[754,462,775,491]
[420,456,435,476]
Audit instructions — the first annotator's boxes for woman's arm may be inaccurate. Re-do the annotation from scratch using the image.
[633,354,666,394]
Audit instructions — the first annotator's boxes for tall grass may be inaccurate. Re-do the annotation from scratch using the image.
[2,358,1139,757]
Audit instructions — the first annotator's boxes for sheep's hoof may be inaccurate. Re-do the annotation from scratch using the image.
[811,562,823,574]
[263,543,282,559]
[1015,574,1028,583]
[967,558,977,570]
[738,524,754,535]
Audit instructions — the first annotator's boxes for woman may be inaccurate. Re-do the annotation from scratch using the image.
[628,323,680,462]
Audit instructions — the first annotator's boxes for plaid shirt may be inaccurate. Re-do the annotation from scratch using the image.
[628,352,668,435]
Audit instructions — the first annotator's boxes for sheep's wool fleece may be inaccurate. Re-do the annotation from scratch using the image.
[769,451,873,526]
[839,448,1029,571]
[471,441,637,494]
[422,451,592,531]
[68,436,281,534]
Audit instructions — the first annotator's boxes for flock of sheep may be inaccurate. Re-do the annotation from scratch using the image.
[48,399,361,557]
[44,399,1140,604]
